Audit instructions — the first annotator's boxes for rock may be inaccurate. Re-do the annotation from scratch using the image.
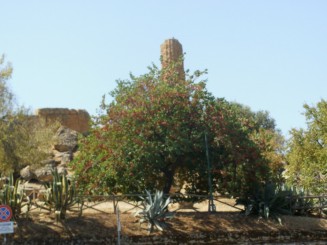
[57,163,68,175]
[61,152,72,165]
[20,166,36,181]
[34,160,56,182]
[52,150,63,163]
[53,150,72,164]
[54,126,79,152]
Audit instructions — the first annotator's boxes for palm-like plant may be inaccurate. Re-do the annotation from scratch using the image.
[135,190,173,233]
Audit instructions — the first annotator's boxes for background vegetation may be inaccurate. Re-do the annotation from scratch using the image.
[0,55,58,177]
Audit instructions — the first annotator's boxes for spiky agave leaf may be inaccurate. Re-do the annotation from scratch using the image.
[135,190,174,233]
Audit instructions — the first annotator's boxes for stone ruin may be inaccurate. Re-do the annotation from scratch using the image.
[160,38,185,80]
[35,108,90,134]
[20,108,91,184]
[21,38,184,185]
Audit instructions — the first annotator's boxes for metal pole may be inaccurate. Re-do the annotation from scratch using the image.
[116,205,121,245]
[205,132,216,213]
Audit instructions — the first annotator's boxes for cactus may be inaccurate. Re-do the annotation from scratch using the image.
[0,174,30,219]
[43,169,82,222]
[135,190,173,233]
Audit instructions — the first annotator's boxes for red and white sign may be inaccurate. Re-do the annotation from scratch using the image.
[0,205,12,222]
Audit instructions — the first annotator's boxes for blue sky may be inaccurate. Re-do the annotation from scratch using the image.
[1,1,326,137]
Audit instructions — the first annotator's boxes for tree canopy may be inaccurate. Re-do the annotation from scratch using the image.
[286,100,327,194]
[71,60,284,197]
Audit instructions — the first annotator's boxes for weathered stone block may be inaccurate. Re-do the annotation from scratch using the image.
[53,126,79,152]
[35,108,90,134]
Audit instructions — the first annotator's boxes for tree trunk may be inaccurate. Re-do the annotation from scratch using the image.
[162,168,174,195]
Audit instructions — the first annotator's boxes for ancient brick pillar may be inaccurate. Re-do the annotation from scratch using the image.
[160,38,185,80]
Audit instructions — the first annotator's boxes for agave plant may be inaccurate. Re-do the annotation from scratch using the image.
[135,190,173,233]
[0,174,30,219]
[43,169,82,222]
[289,186,315,216]
[236,183,292,224]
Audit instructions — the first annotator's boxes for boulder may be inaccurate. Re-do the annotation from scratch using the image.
[34,160,56,182]
[20,166,36,181]
[53,150,72,165]
[53,126,79,152]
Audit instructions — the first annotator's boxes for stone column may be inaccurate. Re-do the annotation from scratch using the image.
[160,38,185,80]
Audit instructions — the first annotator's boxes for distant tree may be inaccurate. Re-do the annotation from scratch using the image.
[0,55,14,116]
[286,100,327,194]
[0,115,60,175]
[0,55,59,175]
[71,60,283,197]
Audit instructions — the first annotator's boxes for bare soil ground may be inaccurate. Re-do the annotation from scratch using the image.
[9,198,327,241]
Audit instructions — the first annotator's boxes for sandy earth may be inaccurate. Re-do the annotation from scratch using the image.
[77,196,244,214]
[7,196,327,242]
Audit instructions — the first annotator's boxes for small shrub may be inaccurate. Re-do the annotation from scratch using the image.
[236,183,292,224]
[289,187,315,216]
[135,190,174,233]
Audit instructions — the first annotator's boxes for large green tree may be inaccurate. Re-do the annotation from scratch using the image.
[286,100,327,194]
[203,101,284,196]
[72,63,209,194]
[71,60,284,197]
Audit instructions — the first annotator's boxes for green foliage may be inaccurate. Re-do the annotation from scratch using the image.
[71,59,283,198]
[207,101,285,197]
[72,60,210,195]
[236,183,292,224]
[0,55,59,175]
[286,100,327,195]
[43,169,82,222]
[289,186,315,215]
[0,54,14,117]
[0,113,60,175]
[0,174,30,219]
[135,190,173,233]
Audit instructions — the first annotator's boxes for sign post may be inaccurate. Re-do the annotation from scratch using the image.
[116,205,121,245]
[0,205,13,244]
